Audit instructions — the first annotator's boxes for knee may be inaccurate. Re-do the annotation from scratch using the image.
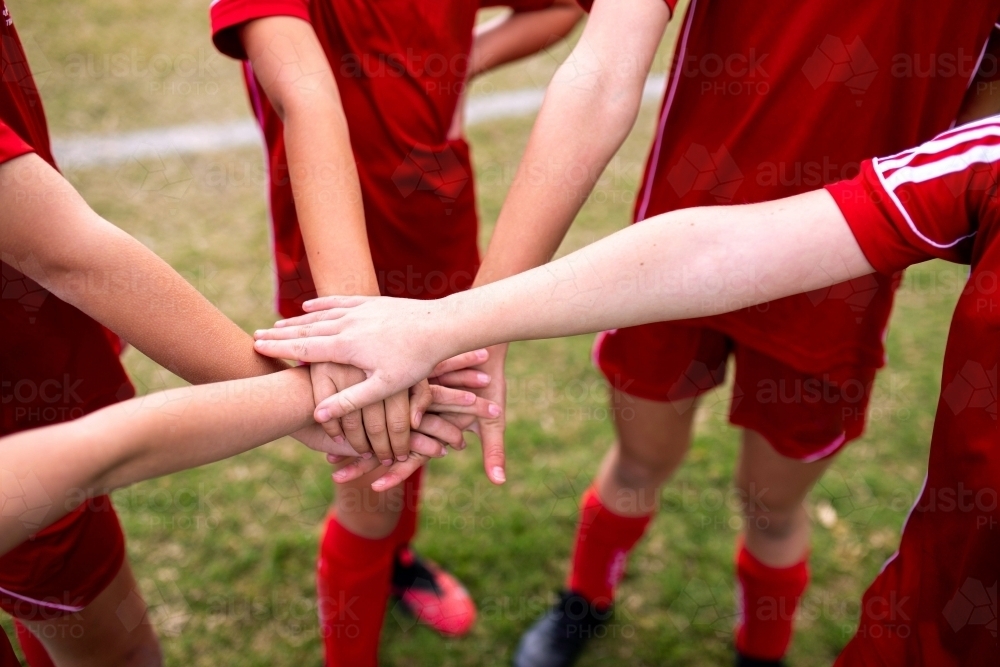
[738,492,805,541]
[609,447,679,491]
[118,640,163,667]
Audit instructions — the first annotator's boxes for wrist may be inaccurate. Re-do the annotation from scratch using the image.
[440,288,505,358]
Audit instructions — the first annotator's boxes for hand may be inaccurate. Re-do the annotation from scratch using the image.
[432,344,509,485]
[291,422,368,458]
[329,413,481,492]
[253,295,466,423]
[310,362,411,465]
[329,350,501,490]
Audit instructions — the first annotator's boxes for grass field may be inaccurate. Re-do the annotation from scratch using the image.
[3,1,965,665]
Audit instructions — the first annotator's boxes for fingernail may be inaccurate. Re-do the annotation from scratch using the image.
[492,466,506,483]
[253,330,263,338]
[362,452,372,459]
[440,448,448,457]
[488,403,501,417]
[254,340,268,348]
[316,409,330,422]
[414,411,423,425]
[333,435,345,445]
[476,349,488,360]
[477,372,490,384]
[396,455,408,462]
[381,459,393,467]
[372,481,385,490]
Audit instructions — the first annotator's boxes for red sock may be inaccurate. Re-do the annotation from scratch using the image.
[317,515,395,667]
[15,621,55,667]
[734,542,809,661]
[566,486,652,609]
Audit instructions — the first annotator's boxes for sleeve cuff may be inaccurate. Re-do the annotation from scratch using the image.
[211,0,312,61]
[0,122,35,166]
[824,172,924,275]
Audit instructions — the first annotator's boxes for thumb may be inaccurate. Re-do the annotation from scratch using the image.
[314,375,394,422]
[480,419,506,485]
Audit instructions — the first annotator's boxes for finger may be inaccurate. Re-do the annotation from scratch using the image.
[480,419,506,485]
[409,381,433,428]
[332,456,382,484]
[254,337,344,364]
[427,384,480,408]
[371,451,434,492]
[326,454,351,464]
[273,308,348,328]
[303,295,372,311]
[430,369,491,389]
[430,349,489,376]
[311,369,358,456]
[339,406,373,462]
[361,401,394,466]
[253,320,342,340]
[409,432,448,458]
[413,412,465,448]
[315,375,405,421]
[427,395,502,420]
[384,390,411,462]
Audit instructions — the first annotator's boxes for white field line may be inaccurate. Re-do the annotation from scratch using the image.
[51,75,667,169]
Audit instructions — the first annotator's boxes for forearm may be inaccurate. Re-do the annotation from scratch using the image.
[0,154,286,384]
[243,17,377,297]
[452,191,875,351]
[0,368,315,555]
[474,0,669,286]
[468,1,583,78]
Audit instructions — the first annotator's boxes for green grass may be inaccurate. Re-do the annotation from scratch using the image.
[2,1,962,665]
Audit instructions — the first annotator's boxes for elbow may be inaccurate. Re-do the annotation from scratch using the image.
[549,62,643,141]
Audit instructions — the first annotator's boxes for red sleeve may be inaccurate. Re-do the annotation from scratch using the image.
[0,117,34,165]
[824,117,1000,273]
[210,0,311,60]
[574,0,674,13]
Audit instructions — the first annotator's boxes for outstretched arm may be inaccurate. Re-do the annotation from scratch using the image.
[254,189,874,413]
[0,152,286,384]
[0,368,445,557]
[458,0,669,484]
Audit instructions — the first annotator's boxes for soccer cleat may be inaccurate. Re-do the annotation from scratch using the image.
[735,653,785,667]
[391,548,476,637]
[513,591,611,667]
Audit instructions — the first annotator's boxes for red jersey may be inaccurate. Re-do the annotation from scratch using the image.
[0,1,133,436]
[637,0,1000,374]
[827,118,1000,666]
[210,0,553,318]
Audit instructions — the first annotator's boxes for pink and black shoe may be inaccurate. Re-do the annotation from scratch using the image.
[391,547,476,637]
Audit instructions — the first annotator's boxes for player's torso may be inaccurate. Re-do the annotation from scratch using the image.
[639,0,1000,371]
[643,0,1000,213]
[253,0,485,311]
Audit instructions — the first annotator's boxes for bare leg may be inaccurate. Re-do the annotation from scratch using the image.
[594,391,699,515]
[21,560,161,667]
[735,429,836,566]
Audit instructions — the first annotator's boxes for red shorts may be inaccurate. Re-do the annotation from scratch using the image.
[594,322,878,461]
[0,497,125,621]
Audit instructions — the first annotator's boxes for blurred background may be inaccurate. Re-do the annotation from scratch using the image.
[4,1,961,664]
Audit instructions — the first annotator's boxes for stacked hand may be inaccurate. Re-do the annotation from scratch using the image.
[256,296,509,487]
